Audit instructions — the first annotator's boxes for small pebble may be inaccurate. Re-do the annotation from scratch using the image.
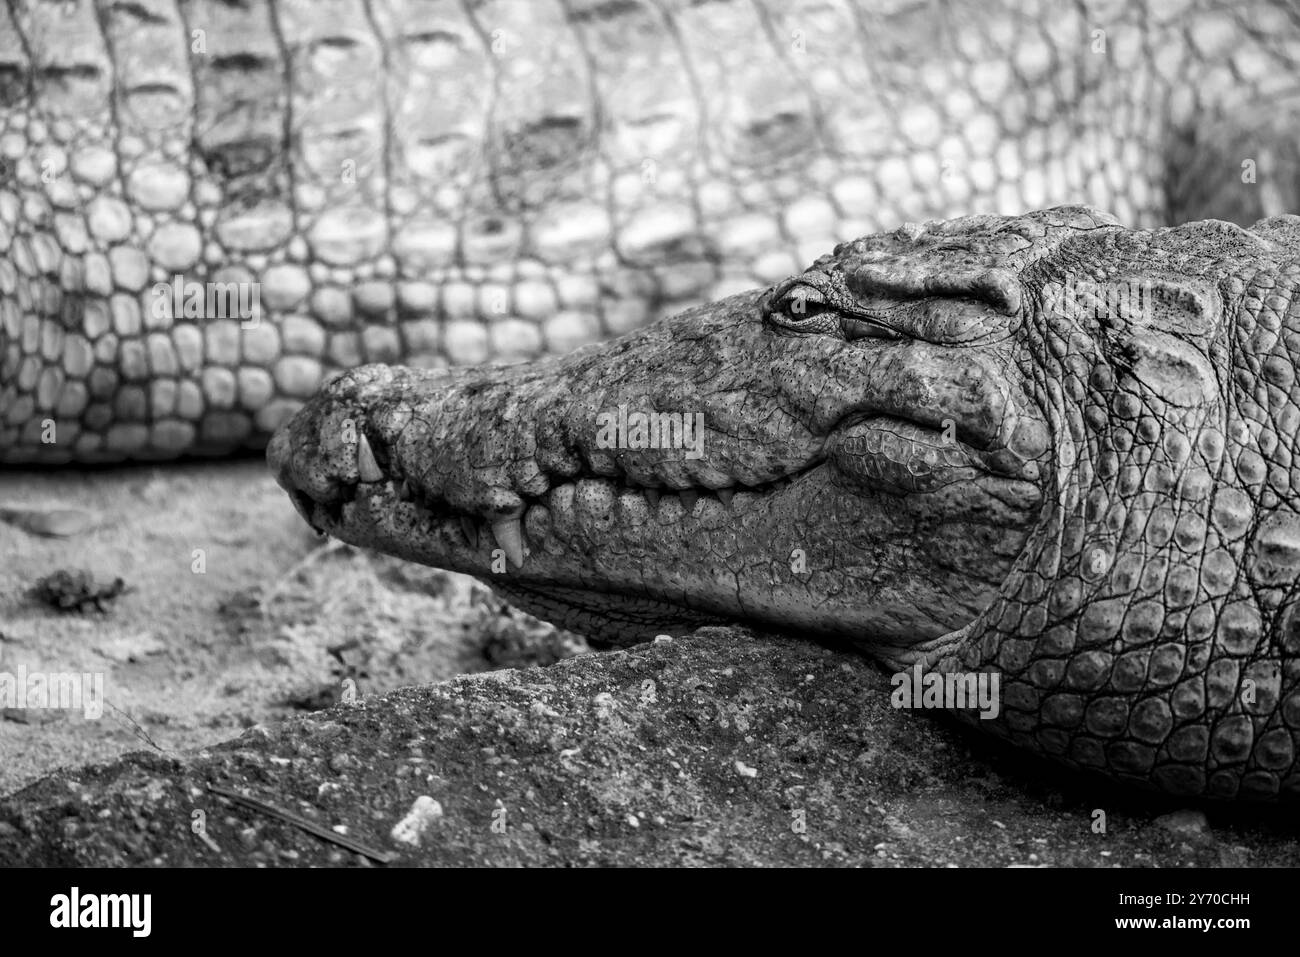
[1154,808,1209,837]
[390,795,444,847]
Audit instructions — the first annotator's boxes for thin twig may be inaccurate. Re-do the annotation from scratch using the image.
[206,782,397,864]
[105,699,169,753]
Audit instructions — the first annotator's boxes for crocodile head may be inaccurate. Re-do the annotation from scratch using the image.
[266,208,1116,649]
[268,204,1251,653]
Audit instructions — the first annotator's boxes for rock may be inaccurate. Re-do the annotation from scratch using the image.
[33,569,129,613]
[0,630,1297,867]
[390,796,444,847]
[0,507,98,537]
[1153,808,1210,837]
[94,630,165,663]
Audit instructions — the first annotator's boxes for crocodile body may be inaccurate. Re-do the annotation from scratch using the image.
[270,207,1300,799]
[3,0,1299,461]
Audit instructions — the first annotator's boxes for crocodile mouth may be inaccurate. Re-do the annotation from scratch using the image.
[278,428,1037,647]
[281,402,1022,558]
[276,381,1040,578]
[282,456,836,639]
[288,458,819,566]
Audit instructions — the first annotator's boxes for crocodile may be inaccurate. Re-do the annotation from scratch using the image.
[269,206,1300,800]
[3,0,1300,462]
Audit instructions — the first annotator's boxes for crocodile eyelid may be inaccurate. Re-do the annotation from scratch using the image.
[840,315,903,341]
[767,282,829,318]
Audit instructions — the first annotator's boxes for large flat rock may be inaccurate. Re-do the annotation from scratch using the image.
[3,628,1297,867]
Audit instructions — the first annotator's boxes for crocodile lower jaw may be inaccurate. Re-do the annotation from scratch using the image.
[293,470,811,642]
[286,450,1039,645]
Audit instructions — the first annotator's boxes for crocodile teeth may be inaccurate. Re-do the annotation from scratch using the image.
[490,517,525,568]
[397,480,414,501]
[356,433,383,482]
[459,516,479,549]
[290,491,325,536]
[680,490,699,511]
[716,488,734,508]
[644,488,660,508]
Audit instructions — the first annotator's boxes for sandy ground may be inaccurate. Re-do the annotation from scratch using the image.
[0,459,585,797]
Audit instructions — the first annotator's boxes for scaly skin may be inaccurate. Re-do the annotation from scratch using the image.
[3,0,1299,461]
[269,206,1300,799]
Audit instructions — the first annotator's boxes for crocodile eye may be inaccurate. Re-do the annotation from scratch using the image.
[764,283,839,333]
[775,284,827,316]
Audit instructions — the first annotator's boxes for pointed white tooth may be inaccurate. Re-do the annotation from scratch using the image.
[716,487,734,508]
[490,517,525,568]
[397,480,413,501]
[460,516,479,548]
[356,432,384,482]
[680,489,699,511]
[644,488,660,508]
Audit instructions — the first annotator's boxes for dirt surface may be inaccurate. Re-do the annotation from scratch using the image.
[1,627,1297,867]
[2,464,1298,866]
[0,461,585,798]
